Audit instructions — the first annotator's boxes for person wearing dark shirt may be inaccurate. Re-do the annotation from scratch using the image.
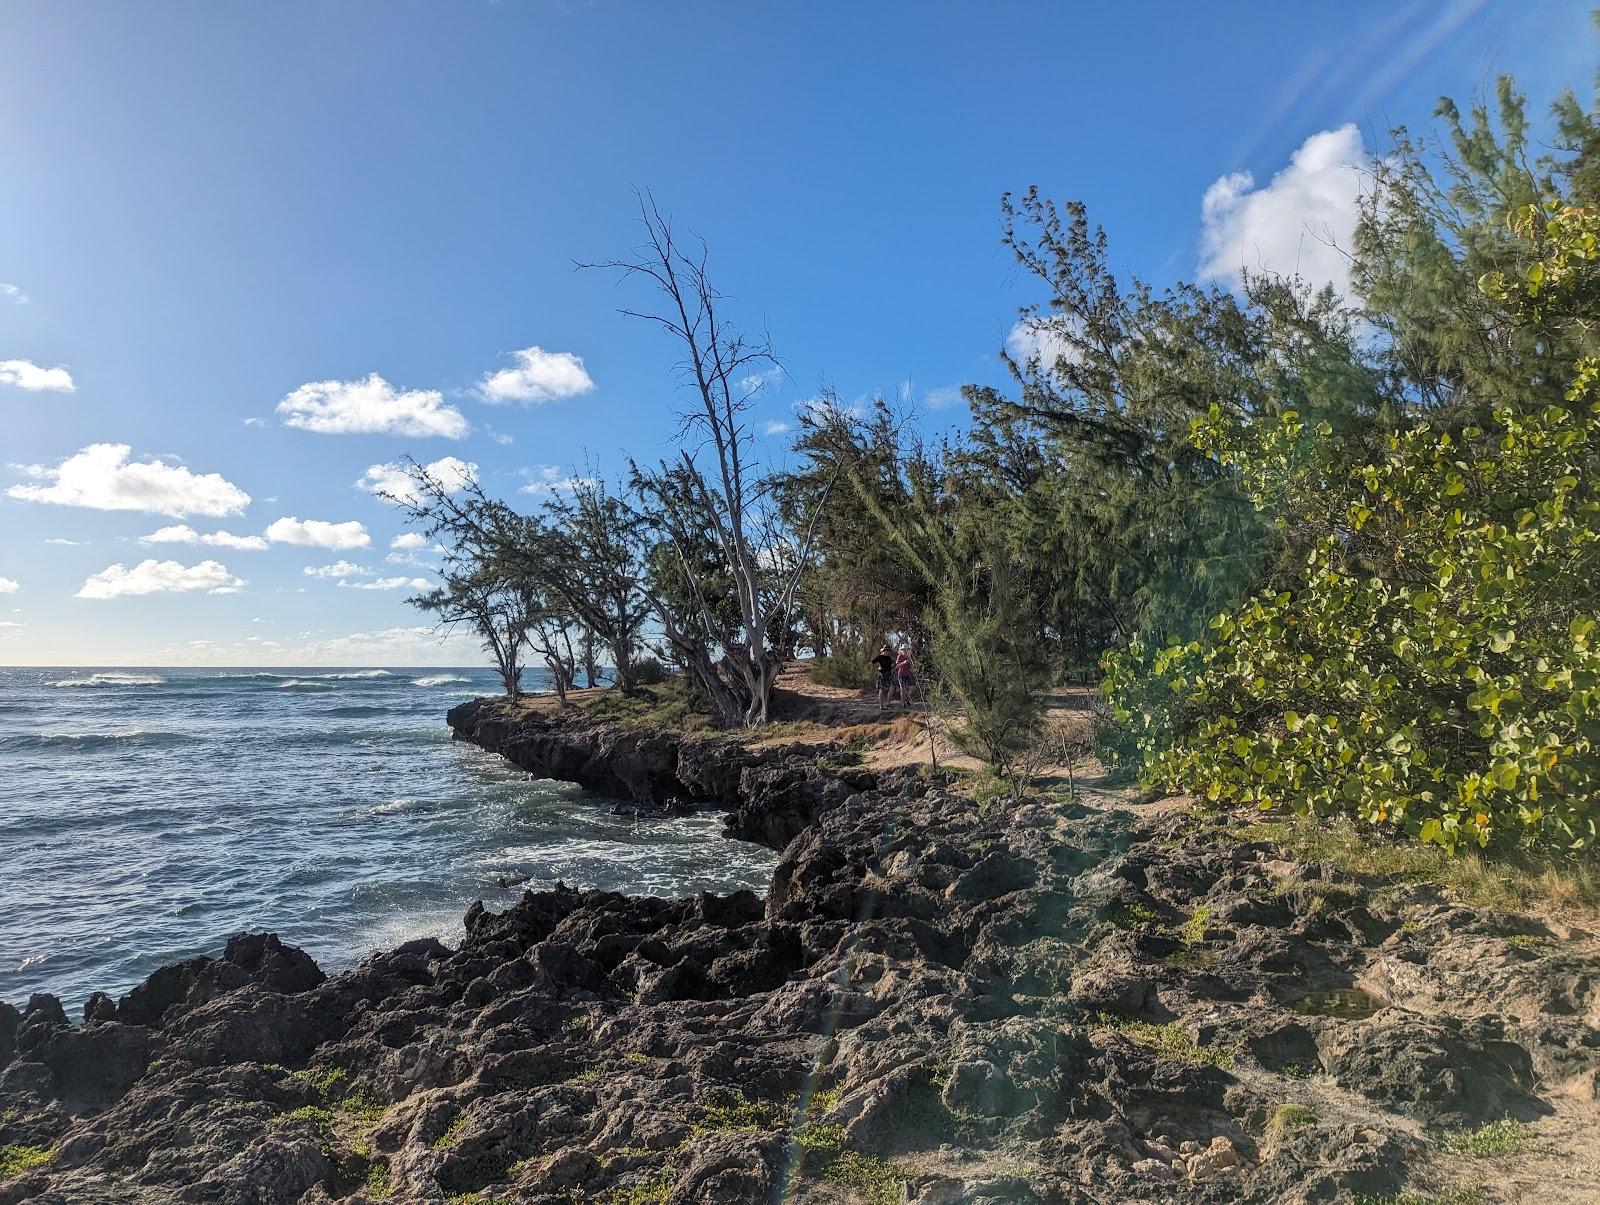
[871,645,895,712]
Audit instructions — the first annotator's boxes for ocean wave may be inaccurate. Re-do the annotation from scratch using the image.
[275,679,335,691]
[1,730,194,752]
[322,670,393,680]
[319,705,390,718]
[50,673,166,688]
[413,674,469,687]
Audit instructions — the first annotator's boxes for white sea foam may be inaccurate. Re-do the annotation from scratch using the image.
[322,670,393,680]
[51,672,165,688]
[275,678,334,691]
[413,674,469,687]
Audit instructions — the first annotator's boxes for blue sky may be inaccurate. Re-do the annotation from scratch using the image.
[0,0,1589,665]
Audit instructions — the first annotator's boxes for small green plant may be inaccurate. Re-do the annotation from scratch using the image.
[822,1150,910,1205]
[365,1160,392,1200]
[610,1169,674,1205]
[794,1122,845,1149]
[1438,1119,1535,1158]
[282,1105,335,1131]
[1107,901,1157,928]
[288,1065,348,1098]
[1504,933,1553,951]
[1177,905,1212,946]
[1094,1015,1237,1069]
[1268,1103,1317,1136]
[1354,1191,1487,1205]
[622,1051,653,1066]
[434,1114,468,1150]
[0,1144,53,1179]
[562,1067,604,1086]
[1280,1063,1311,1081]
[691,1091,784,1134]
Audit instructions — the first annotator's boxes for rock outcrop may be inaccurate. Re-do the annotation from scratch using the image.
[3,704,1598,1203]
[446,697,878,848]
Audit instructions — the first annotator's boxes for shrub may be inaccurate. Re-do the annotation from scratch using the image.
[630,656,667,686]
[808,653,875,690]
[1106,202,1600,853]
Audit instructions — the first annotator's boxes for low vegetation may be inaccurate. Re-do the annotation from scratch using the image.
[1092,1015,1237,1069]
[0,1144,52,1179]
[1439,1119,1537,1159]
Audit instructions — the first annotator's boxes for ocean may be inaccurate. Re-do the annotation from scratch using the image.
[0,666,778,1013]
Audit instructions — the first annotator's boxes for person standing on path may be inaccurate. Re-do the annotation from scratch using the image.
[895,647,917,707]
[872,645,895,712]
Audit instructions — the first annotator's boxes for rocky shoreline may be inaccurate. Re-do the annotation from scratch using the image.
[3,699,1598,1202]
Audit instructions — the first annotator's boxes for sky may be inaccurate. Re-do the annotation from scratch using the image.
[0,0,1591,666]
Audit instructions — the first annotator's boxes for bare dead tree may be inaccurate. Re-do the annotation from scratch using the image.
[588,194,834,725]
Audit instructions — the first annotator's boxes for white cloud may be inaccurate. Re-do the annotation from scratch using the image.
[479,346,595,405]
[295,624,479,665]
[517,464,592,497]
[0,359,75,392]
[0,283,28,305]
[1198,124,1371,296]
[761,420,791,436]
[738,365,785,397]
[357,455,477,506]
[304,560,372,579]
[385,551,438,568]
[390,532,427,550]
[76,559,245,599]
[43,537,84,546]
[0,620,24,627]
[338,575,431,591]
[0,577,17,594]
[7,443,250,517]
[276,373,469,438]
[1006,315,1083,373]
[925,385,967,411]
[264,516,371,550]
[139,524,269,551]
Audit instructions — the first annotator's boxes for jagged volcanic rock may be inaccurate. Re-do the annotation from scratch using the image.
[3,705,1598,1203]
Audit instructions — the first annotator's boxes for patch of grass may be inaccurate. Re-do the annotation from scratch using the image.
[1504,933,1554,951]
[287,1065,348,1098]
[1094,1014,1238,1069]
[1280,1063,1312,1080]
[0,1144,53,1179]
[365,1160,392,1200]
[282,1105,335,1131]
[821,1150,910,1205]
[1234,813,1600,919]
[1107,900,1158,928]
[795,1122,845,1149]
[1177,905,1212,946]
[1267,1103,1318,1136]
[562,1067,604,1086]
[610,1170,674,1205]
[583,681,712,732]
[1438,1119,1536,1158]
[434,1114,468,1151]
[622,1051,653,1066]
[1354,1191,1487,1205]
[816,750,864,771]
[691,1091,785,1135]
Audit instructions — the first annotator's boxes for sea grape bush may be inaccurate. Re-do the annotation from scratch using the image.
[1106,200,1600,852]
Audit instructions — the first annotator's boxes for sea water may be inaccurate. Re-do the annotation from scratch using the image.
[0,667,777,1011]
